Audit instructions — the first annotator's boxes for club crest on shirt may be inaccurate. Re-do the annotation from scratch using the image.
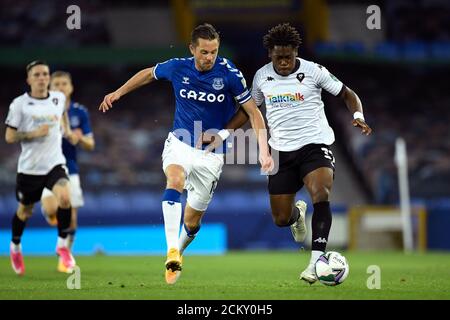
[52,98,58,105]
[70,116,80,127]
[212,78,224,90]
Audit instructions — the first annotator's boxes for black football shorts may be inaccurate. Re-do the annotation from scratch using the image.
[15,164,69,205]
[268,144,335,195]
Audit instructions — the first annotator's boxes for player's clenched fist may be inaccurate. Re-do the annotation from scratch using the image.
[99,91,121,112]
[259,153,274,173]
[34,124,50,138]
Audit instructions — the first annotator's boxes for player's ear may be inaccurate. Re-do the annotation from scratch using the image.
[189,43,195,55]
[68,83,74,97]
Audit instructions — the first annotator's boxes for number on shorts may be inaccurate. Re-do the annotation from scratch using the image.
[321,147,335,167]
[210,179,218,195]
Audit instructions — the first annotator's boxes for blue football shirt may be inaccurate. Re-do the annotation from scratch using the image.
[154,56,251,149]
[62,102,93,174]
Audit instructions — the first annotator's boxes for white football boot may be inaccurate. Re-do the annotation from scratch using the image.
[300,263,317,284]
[290,200,307,242]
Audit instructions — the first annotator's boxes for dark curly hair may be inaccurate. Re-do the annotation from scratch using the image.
[263,23,302,50]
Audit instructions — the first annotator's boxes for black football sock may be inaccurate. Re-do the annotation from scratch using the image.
[311,201,332,252]
[56,207,72,239]
[11,213,26,245]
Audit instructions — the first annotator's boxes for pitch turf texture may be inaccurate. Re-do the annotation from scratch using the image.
[1,251,449,300]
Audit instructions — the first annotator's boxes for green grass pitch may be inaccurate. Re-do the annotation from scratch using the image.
[1,251,449,300]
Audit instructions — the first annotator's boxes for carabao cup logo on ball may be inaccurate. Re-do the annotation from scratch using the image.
[315,251,349,286]
[179,89,225,103]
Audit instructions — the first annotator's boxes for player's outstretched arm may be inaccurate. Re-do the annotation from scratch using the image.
[99,67,156,113]
[340,85,372,136]
[5,125,49,144]
[241,99,274,173]
[61,111,78,146]
[225,107,250,131]
[77,132,95,151]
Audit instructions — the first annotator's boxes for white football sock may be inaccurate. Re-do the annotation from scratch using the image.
[10,242,21,253]
[179,226,197,255]
[162,201,182,251]
[57,236,67,248]
[310,250,324,265]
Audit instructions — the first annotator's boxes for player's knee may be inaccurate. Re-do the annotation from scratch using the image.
[184,221,200,233]
[17,202,34,219]
[311,186,331,203]
[57,193,71,209]
[17,207,33,220]
[166,175,184,191]
[272,214,291,227]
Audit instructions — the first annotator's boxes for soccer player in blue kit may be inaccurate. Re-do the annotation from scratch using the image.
[99,23,274,284]
[41,71,95,273]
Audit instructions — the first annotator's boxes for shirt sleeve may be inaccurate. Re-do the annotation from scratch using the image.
[5,99,21,129]
[225,59,252,105]
[251,70,264,106]
[60,94,66,116]
[153,58,178,81]
[80,107,93,136]
[314,64,344,96]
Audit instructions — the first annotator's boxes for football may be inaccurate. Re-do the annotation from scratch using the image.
[314,251,349,286]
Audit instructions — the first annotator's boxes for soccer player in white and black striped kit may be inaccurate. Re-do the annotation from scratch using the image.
[5,61,76,275]
[202,23,372,284]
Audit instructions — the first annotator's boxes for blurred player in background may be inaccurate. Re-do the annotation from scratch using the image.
[40,71,95,273]
[100,23,274,284]
[201,23,372,284]
[5,61,76,275]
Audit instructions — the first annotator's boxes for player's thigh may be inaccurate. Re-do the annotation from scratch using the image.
[41,188,59,215]
[16,173,45,208]
[46,165,71,204]
[69,174,84,208]
[300,145,335,198]
[269,194,296,220]
[162,132,192,185]
[303,167,334,199]
[17,202,35,219]
[186,153,223,212]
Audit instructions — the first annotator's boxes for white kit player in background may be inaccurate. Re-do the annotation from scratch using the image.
[40,71,95,273]
[99,23,274,285]
[200,23,372,284]
[5,60,76,276]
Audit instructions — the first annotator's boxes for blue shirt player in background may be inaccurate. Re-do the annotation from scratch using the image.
[41,71,95,273]
[100,23,273,284]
